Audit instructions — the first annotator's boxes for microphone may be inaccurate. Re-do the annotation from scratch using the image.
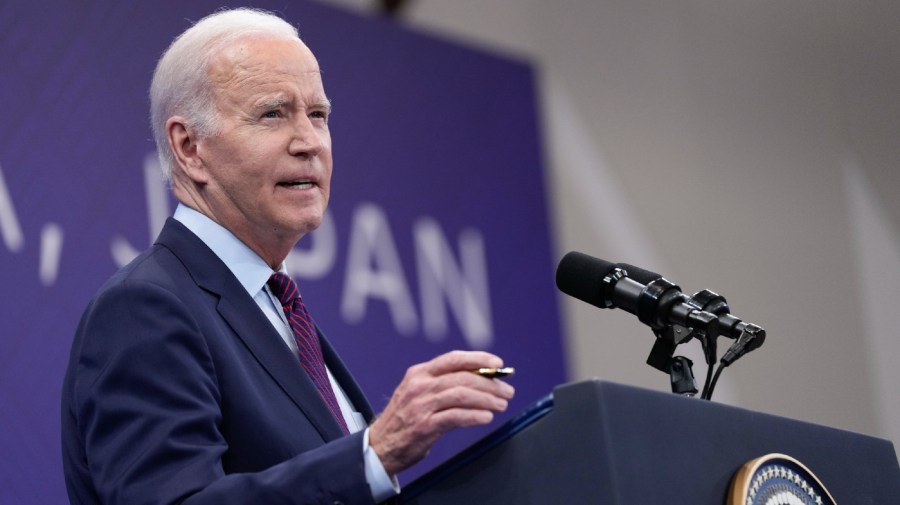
[557,251,766,400]
[615,259,766,372]
[616,261,717,366]
[555,252,719,337]
[616,262,765,345]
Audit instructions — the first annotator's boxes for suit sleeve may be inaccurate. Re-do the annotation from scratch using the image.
[68,278,375,505]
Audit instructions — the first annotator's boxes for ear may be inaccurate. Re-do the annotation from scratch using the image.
[166,116,209,185]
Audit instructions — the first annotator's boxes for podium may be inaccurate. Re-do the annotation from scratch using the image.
[400,380,900,504]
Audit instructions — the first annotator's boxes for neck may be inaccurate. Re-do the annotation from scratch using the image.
[174,190,295,271]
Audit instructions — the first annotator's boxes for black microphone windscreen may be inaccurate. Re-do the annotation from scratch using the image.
[617,263,662,285]
[556,252,617,308]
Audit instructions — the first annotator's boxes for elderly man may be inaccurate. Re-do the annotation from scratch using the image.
[61,8,513,505]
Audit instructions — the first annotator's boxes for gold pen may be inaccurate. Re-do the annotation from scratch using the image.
[472,367,515,378]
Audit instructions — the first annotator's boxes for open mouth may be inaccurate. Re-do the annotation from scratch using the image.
[277,179,315,190]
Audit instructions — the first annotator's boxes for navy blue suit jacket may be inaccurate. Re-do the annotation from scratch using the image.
[62,218,378,504]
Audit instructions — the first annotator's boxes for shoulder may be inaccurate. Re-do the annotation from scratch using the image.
[89,221,216,310]
[75,252,199,343]
[71,242,215,362]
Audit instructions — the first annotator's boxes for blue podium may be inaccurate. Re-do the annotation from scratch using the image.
[400,380,900,504]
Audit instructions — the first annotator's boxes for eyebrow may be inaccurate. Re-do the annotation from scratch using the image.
[254,96,289,111]
[252,96,332,113]
[313,98,332,113]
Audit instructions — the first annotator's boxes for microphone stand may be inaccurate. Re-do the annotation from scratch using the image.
[636,277,719,397]
[645,325,701,396]
[643,288,766,400]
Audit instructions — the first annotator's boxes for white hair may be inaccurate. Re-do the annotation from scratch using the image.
[149,8,300,181]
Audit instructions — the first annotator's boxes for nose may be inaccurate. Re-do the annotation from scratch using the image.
[288,116,326,158]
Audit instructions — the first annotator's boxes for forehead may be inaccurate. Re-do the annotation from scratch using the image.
[207,36,325,103]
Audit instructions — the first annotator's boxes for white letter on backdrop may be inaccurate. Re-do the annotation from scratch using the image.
[341,203,418,335]
[414,217,493,349]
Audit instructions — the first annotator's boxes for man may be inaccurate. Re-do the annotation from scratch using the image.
[61,8,514,504]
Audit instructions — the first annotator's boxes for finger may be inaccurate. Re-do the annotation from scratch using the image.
[429,407,497,433]
[439,369,516,399]
[425,350,504,376]
[427,384,511,414]
[407,367,514,406]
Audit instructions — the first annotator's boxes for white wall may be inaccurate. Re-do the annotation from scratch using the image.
[321,0,900,447]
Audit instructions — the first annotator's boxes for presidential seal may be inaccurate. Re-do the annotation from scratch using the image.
[728,453,836,505]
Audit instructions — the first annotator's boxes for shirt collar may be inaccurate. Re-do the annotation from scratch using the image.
[173,204,281,297]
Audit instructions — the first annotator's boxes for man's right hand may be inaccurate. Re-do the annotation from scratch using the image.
[367,350,515,475]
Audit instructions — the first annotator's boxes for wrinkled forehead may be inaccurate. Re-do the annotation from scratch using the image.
[207,35,321,87]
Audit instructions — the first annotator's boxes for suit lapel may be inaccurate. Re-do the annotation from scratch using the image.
[156,218,347,442]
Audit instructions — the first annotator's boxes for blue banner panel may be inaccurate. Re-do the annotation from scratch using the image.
[0,1,565,501]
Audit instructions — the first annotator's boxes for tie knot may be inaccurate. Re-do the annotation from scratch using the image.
[268,272,300,305]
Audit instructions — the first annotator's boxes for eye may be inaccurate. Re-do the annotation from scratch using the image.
[310,110,328,121]
[262,110,282,119]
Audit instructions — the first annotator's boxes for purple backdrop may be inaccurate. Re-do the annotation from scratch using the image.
[0,1,566,502]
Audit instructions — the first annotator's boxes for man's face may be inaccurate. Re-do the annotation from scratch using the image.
[196,36,332,260]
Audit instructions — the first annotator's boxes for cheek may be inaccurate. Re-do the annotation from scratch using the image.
[201,139,253,183]
[321,170,333,203]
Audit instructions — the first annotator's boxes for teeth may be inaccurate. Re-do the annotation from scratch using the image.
[280,180,313,189]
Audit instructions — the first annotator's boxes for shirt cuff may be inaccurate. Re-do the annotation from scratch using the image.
[363,428,401,502]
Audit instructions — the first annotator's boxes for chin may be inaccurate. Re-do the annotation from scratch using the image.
[289,214,324,236]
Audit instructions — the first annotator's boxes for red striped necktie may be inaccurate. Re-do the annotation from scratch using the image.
[268,272,349,435]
